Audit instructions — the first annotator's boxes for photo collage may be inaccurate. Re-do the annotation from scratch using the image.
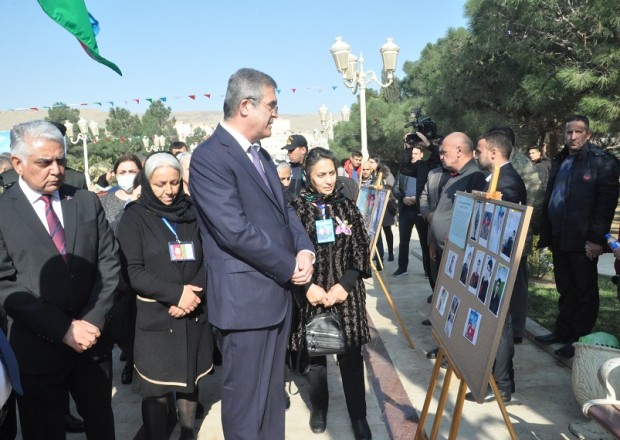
[436,199,523,346]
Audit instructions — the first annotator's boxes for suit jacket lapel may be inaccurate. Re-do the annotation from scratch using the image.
[9,185,62,260]
[217,127,282,208]
[59,187,77,266]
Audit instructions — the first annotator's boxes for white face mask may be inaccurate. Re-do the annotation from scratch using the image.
[117,174,137,193]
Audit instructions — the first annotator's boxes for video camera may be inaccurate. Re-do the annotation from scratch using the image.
[404,108,438,142]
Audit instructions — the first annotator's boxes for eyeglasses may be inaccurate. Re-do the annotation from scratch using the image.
[247,97,278,114]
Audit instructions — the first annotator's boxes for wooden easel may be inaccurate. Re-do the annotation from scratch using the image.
[414,338,518,440]
[364,174,415,350]
[369,253,414,349]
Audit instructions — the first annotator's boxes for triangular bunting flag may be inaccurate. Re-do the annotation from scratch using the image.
[146,98,153,103]
[95,102,102,106]
[291,88,296,93]
[332,86,338,90]
[133,99,140,104]
[188,95,196,100]
[203,94,211,99]
[159,97,167,102]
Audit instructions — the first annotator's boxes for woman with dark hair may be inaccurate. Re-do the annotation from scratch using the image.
[289,147,372,439]
[100,153,143,223]
[117,152,213,440]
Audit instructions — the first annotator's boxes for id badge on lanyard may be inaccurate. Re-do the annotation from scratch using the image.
[315,203,335,244]
[162,218,196,261]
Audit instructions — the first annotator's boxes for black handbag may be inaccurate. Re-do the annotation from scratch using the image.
[304,312,347,357]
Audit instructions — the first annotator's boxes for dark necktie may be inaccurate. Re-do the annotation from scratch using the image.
[248,145,273,193]
[0,329,22,395]
[41,194,67,262]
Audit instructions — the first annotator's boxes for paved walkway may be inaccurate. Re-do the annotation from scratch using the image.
[58,227,617,439]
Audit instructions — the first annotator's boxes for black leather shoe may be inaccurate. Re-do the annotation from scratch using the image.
[426,295,433,304]
[513,336,523,344]
[121,362,134,384]
[309,407,327,434]
[465,388,511,403]
[351,418,372,439]
[64,413,85,433]
[555,343,575,358]
[426,347,439,359]
[534,332,569,344]
[388,253,394,262]
[421,319,431,326]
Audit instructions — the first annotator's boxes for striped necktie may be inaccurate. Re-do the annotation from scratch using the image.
[0,329,22,395]
[41,194,67,262]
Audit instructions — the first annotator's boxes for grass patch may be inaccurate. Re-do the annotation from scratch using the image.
[528,274,620,338]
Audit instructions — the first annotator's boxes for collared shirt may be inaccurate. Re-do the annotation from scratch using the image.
[484,161,510,183]
[220,121,264,170]
[18,177,64,231]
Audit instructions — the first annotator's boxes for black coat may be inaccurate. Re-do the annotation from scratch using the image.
[117,203,212,391]
[539,142,619,251]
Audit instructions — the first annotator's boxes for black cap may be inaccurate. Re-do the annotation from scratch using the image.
[281,134,308,151]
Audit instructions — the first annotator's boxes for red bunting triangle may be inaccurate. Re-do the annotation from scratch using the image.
[133,99,140,104]
[291,88,297,93]
[204,94,211,99]
[30,107,40,111]
[188,95,196,100]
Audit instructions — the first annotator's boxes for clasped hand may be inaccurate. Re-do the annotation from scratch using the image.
[291,251,314,285]
[62,319,101,353]
[306,283,348,308]
[171,284,202,317]
[585,241,603,261]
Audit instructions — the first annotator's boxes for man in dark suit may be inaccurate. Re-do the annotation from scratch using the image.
[467,130,527,403]
[0,120,119,439]
[190,68,314,440]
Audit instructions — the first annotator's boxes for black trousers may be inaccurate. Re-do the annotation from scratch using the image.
[305,346,366,420]
[18,353,114,440]
[493,315,514,393]
[397,208,419,272]
[551,248,599,340]
[509,259,529,339]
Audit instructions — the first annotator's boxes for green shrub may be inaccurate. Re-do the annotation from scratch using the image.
[528,235,553,279]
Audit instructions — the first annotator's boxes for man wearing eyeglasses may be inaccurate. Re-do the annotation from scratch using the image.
[190,68,314,440]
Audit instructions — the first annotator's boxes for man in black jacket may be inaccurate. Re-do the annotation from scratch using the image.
[536,115,619,358]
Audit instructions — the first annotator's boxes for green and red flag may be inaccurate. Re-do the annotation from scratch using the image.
[37,0,122,75]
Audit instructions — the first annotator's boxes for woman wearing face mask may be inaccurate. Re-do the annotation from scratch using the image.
[289,147,372,439]
[100,153,143,224]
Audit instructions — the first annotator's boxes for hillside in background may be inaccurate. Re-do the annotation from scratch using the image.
[0,109,321,132]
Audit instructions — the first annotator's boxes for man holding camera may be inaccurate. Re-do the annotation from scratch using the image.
[393,132,440,280]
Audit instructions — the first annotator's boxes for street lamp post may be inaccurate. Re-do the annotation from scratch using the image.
[329,36,399,159]
[65,118,99,188]
[142,135,166,153]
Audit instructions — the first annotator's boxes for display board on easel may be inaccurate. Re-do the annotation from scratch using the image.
[428,191,532,403]
[356,186,390,255]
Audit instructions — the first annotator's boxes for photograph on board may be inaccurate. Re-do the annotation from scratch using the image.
[436,286,450,316]
[445,250,458,279]
[468,200,484,242]
[489,264,510,316]
[463,308,481,345]
[500,209,522,262]
[488,205,507,254]
[478,203,494,248]
[467,250,486,294]
[477,255,496,304]
[445,295,461,337]
[459,244,475,286]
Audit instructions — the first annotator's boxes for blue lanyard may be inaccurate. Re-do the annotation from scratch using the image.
[317,203,327,220]
[162,218,180,242]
